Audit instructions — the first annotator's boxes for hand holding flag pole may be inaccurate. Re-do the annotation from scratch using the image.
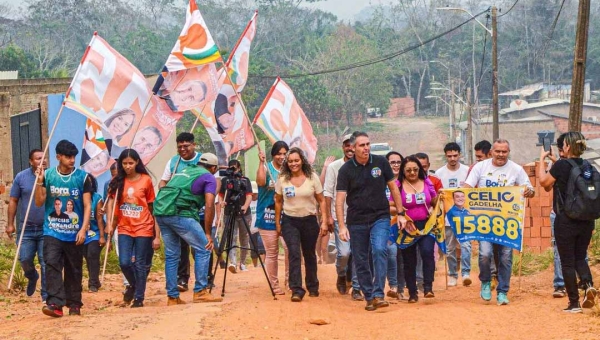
[7,33,99,290]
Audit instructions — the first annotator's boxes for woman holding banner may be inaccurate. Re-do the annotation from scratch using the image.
[538,132,597,313]
[106,149,161,308]
[398,155,438,303]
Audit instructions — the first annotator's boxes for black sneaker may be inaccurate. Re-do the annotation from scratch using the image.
[336,276,347,295]
[408,294,419,304]
[552,287,566,298]
[364,300,377,311]
[89,286,99,293]
[123,285,135,304]
[27,271,39,297]
[309,291,319,297]
[68,305,81,316]
[351,289,364,301]
[291,293,302,302]
[563,302,583,314]
[177,281,189,292]
[42,304,63,318]
[582,286,597,308]
[424,290,435,298]
[131,299,144,308]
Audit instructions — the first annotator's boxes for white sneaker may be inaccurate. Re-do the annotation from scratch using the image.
[228,264,237,274]
[448,277,457,287]
[462,275,472,286]
[240,264,248,272]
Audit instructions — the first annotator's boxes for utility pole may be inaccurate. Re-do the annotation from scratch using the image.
[467,87,473,164]
[450,80,455,141]
[492,6,499,141]
[569,0,591,132]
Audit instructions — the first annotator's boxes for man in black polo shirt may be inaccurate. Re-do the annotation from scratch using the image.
[336,131,406,311]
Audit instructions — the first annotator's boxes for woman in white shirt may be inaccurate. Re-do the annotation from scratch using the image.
[275,147,329,302]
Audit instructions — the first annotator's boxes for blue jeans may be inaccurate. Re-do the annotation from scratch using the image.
[17,226,47,301]
[157,216,211,297]
[118,235,153,301]
[479,241,512,293]
[550,211,565,288]
[348,218,389,301]
[333,221,359,290]
[445,226,472,278]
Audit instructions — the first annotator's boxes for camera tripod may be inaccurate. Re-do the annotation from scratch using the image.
[210,195,276,299]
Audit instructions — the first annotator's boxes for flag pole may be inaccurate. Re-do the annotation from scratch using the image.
[101,189,119,284]
[7,33,99,290]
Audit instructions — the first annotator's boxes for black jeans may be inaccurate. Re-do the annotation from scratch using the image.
[43,236,83,308]
[401,220,435,295]
[396,245,406,291]
[83,240,101,289]
[281,214,320,296]
[554,213,595,304]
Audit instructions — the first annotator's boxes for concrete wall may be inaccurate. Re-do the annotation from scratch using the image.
[475,119,556,164]
[0,79,71,236]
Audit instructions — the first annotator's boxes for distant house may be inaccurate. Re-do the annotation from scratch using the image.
[0,71,18,80]
[386,97,415,118]
[499,80,591,105]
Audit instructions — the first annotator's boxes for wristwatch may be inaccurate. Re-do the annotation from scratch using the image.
[398,211,406,216]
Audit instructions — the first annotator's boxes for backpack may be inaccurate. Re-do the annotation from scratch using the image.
[558,159,600,221]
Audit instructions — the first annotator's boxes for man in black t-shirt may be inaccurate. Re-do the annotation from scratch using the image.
[219,160,253,273]
[335,131,406,311]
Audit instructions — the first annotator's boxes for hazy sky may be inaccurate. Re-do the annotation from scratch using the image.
[0,0,376,20]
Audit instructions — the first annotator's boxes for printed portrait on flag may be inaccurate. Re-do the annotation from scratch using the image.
[80,119,115,177]
[154,63,219,112]
[129,97,184,164]
[64,35,152,148]
[254,78,318,163]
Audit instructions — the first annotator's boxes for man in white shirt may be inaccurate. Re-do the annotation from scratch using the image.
[323,134,362,300]
[435,142,472,287]
[463,139,535,305]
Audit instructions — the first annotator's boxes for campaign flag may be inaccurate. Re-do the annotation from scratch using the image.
[190,106,229,166]
[254,78,318,163]
[393,199,447,254]
[64,33,152,148]
[164,0,221,71]
[441,187,526,250]
[127,97,184,165]
[225,11,257,93]
[153,63,220,112]
[80,119,115,177]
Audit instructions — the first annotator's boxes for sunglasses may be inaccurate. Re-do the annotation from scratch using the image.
[405,168,420,173]
[389,161,401,165]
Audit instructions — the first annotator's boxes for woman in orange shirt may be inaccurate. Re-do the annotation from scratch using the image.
[106,149,160,308]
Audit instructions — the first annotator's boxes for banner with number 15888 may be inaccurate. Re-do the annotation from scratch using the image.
[441,187,526,251]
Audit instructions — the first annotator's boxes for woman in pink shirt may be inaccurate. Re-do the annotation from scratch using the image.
[398,155,438,303]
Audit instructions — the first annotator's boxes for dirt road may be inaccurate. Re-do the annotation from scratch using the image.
[1,258,599,340]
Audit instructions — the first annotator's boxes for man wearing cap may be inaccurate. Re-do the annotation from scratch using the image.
[154,153,222,304]
[324,134,363,300]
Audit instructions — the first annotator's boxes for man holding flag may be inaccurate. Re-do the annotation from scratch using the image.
[463,139,535,305]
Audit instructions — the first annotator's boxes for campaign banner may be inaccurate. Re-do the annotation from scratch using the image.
[441,187,526,251]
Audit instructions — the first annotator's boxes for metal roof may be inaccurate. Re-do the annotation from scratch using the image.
[0,71,18,80]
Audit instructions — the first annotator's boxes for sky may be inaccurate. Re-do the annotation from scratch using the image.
[0,0,377,21]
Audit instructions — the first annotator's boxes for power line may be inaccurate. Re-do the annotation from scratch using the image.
[541,0,567,59]
[250,9,489,79]
[498,0,520,18]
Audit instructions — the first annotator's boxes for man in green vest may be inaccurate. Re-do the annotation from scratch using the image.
[154,153,222,305]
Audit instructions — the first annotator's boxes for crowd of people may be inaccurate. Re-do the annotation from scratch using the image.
[5,130,598,316]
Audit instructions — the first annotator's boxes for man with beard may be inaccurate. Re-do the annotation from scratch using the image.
[324,134,362,300]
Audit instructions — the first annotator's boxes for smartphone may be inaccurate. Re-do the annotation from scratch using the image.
[543,138,551,152]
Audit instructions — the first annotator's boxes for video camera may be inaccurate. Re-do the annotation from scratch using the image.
[222,166,246,205]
